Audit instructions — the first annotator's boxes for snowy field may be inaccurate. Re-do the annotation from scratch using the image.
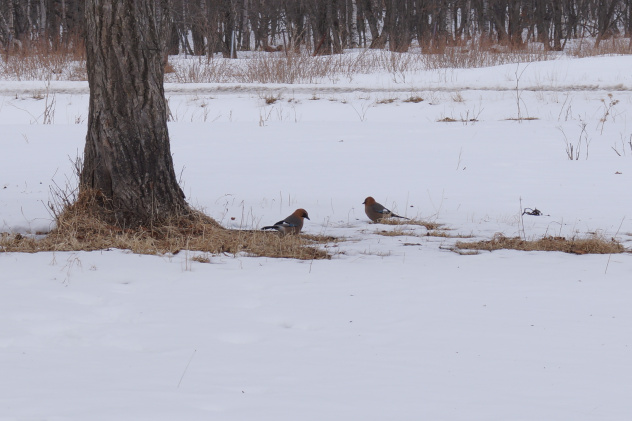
[1,54,632,420]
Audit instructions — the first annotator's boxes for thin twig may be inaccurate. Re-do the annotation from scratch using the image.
[177,349,197,388]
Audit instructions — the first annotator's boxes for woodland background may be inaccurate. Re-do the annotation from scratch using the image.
[1,0,631,57]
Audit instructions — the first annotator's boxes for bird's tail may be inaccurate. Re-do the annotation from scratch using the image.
[392,214,410,220]
[262,225,282,231]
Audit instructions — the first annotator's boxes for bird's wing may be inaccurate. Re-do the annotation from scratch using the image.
[373,204,391,214]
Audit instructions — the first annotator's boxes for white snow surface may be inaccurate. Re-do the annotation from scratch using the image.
[1,54,632,420]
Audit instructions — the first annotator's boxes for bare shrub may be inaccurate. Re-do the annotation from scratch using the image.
[167,56,234,83]
[559,123,590,160]
[0,37,87,81]
[568,36,632,58]
[418,37,552,70]
[3,35,630,85]
[240,51,349,84]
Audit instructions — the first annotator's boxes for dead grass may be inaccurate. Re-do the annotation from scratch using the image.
[376,230,464,238]
[568,37,632,58]
[378,217,443,230]
[0,190,333,260]
[4,36,630,84]
[3,33,632,85]
[263,94,281,104]
[375,228,418,237]
[455,233,626,255]
[375,225,469,239]
[375,218,454,237]
[438,116,480,123]
[418,38,553,70]
[426,230,473,239]
[0,37,86,81]
[403,96,424,103]
[505,117,539,121]
[190,253,211,263]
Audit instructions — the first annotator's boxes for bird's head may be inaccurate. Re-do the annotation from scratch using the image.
[294,208,310,220]
[363,197,376,205]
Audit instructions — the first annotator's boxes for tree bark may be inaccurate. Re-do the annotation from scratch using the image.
[350,0,359,47]
[81,0,189,228]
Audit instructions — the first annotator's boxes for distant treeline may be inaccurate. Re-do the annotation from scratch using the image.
[1,0,631,55]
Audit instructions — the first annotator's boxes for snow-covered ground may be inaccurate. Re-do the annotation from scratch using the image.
[1,54,632,420]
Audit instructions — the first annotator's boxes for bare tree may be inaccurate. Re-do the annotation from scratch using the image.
[595,0,621,46]
[81,0,190,228]
[5,0,632,60]
[350,0,359,47]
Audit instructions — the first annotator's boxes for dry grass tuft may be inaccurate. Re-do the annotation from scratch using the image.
[375,225,466,239]
[379,217,443,230]
[1,190,333,260]
[455,233,626,255]
[263,94,280,104]
[505,117,539,121]
[426,230,473,238]
[375,228,417,237]
[190,253,211,263]
[374,218,449,237]
[403,96,424,103]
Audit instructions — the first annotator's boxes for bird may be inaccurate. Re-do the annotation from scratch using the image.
[363,196,409,222]
[262,208,310,235]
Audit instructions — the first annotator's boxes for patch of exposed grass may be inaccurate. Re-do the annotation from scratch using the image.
[0,190,333,260]
[263,94,281,104]
[455,233,626,255]
[438,115,480,123]
[375,228,417,237]
[404,96,424,103]
[426,230,473,238]
[379,217,443,230]
[446,247,481,255]
[190,253,211,263]
[375,225,469,239]
[505,117,539,121]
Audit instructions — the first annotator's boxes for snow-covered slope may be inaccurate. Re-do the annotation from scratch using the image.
[1,55,631,420]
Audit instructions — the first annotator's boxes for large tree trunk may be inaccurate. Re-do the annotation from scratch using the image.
[81,0,189,228]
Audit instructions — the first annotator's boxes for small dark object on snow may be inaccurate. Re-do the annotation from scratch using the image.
[522,208,542,216]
